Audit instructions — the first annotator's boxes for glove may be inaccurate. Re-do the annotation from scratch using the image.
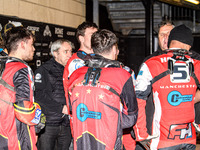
[146,134,159,140]
[193,122,200,133]
[139,134,159,150]
[35,113,46,134]
[139,140,151,150]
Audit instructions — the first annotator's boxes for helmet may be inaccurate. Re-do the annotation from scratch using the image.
[0,22,23,40]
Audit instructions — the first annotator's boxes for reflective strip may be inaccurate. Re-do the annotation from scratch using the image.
[26,125,33,150]
[0,79,15,91]
[13,103,36,114]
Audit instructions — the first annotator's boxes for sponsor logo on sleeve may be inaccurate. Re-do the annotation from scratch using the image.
[31,108,41,124]
[138,70,143,76]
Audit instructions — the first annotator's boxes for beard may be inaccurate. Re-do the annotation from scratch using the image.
[24,52,34,62]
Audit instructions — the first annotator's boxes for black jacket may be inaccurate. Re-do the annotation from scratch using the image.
[34,58,69,126]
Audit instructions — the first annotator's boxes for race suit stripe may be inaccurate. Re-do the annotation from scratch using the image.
[151,91,161,149]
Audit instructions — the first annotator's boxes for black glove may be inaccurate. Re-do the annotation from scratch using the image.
[35,113,46,134]
[139,140,151,150]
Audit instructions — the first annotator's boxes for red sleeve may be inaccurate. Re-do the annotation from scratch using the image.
[63,63,70,108]
[133,98,149,141]
[63,53,78,111]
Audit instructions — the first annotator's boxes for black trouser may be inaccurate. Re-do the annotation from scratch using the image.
[37,125,72,150]
[158,144,196,150]
[135,142,196,150]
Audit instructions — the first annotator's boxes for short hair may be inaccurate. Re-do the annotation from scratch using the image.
[91,29,118,55]
[51,39,72,57]
[76,21,98,43]
[158,20,175,32]
[5,27,34,54]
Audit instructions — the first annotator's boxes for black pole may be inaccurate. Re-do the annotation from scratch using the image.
[143,0,154,57]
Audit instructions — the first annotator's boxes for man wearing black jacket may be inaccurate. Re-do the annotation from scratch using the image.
[35,39,72,150]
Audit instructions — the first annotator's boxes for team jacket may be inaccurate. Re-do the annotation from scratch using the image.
[137,49,200,137]
[134,50,200,149]
[63,50,88,108]
[0,58,37,150]
[68,55,138,150]
[34,58,70,126]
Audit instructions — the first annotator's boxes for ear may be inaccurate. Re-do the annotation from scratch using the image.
[20,41,26,50]
[109,46,116,60]
[112,45,118,56]
[116,48,119,56]
[79,35,84,43]
[115,49,119,60]
[53,51,57,58]
[112,45,119,60]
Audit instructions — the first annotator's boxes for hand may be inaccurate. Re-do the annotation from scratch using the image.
[139,140,151,150]
[193,122,200,133]
[35,113,46,134]
[139,134,159,150]
[146,133,159,140]
[62,105,68,115]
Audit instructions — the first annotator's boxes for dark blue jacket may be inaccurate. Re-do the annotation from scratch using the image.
[34,58,70,126]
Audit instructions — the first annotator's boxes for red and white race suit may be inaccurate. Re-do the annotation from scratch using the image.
[134,51,200,149]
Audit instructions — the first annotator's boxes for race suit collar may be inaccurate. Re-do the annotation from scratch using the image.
[78,49,87,55]
[85,54,121,68]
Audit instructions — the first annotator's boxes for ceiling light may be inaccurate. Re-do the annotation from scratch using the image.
[184,0,200,5]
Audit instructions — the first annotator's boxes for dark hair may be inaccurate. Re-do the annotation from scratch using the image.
[76,21,98,43]
[158,20,175,30]
[5,27,34,54]
[91,29,118,55]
